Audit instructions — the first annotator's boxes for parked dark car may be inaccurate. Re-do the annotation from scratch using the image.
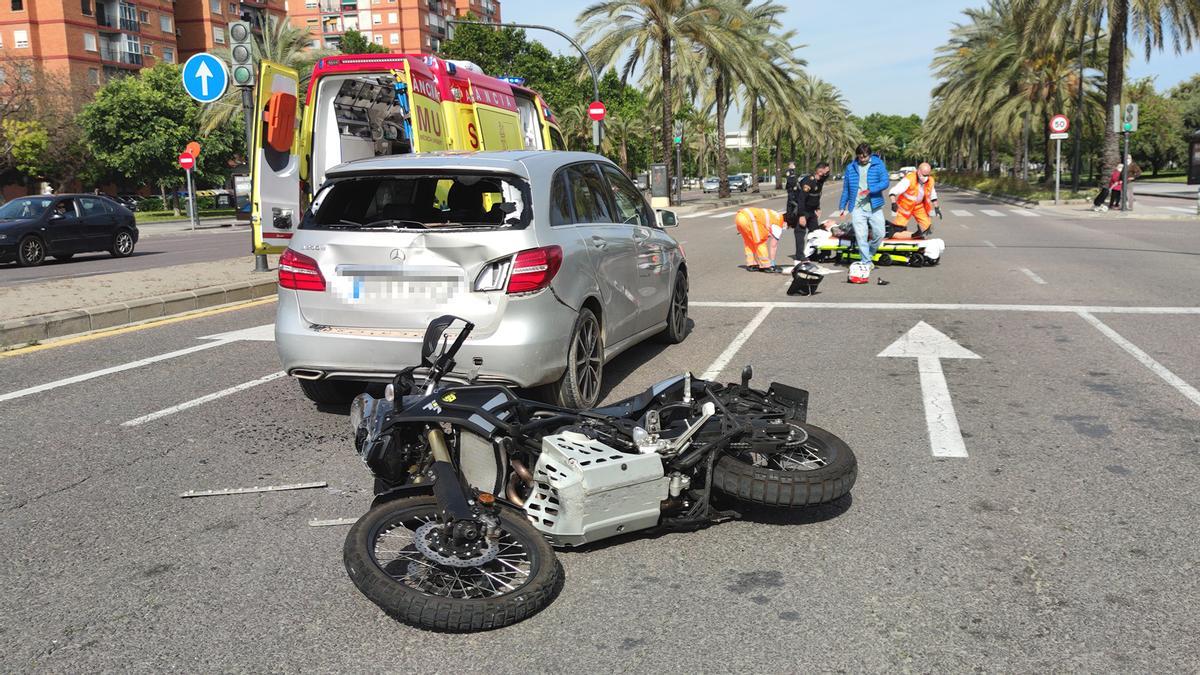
[0,194,139,267]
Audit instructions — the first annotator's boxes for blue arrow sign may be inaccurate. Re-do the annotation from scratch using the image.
[182,53,229,104]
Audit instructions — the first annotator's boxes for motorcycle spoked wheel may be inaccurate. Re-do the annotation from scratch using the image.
[712,422,857,507]
[343,496,563,632]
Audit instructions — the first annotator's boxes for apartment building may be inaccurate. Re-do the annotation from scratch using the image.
[175,0,285,60]
[288,0,499,55]
[0,0,181,88]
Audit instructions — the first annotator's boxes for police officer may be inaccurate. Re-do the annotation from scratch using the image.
[793,161,831,258]
[784,161,800,228]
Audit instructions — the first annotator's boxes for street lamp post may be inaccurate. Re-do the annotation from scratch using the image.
[446,19,602,153]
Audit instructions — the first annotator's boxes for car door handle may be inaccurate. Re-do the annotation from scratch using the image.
[590,235,607,249]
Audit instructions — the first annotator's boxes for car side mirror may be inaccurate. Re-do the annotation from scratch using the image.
[656,209,678,228]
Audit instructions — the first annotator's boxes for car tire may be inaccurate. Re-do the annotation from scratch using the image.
[656,270,689,344]
[550,307,603,409]
[17,236,46,267]
[299,378,368,405]
[53,253,74,261]
[110,229,135,258]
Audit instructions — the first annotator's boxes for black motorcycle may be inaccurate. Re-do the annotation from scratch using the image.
[343,315,857,632]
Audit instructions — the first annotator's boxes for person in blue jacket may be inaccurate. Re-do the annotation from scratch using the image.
[838,143,890,270]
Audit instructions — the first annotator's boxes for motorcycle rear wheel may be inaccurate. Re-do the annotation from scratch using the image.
[713,422,857,507]
[343,496,562,632]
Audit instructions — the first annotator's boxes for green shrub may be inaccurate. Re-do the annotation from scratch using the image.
[137,196,163,211]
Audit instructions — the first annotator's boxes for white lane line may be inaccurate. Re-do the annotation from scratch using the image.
[983,240,998,248]
[1077,311,1200,409]
[701,306,773,380]
[981,209,1006,217]
[959,222,971,229]
[951,209,973,217]
[680,212,712,219]
[1161,206,1195,214]
[712,211,738,218]
[121,371,286,427]
[1010,209,1038,217]
[1018,268,1048,285]
[0,341,230,404]
[690,301,1200,314]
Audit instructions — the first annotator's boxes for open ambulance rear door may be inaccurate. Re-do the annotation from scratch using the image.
[250,61,302,255]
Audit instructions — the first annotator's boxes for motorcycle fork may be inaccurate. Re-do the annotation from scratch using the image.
[426,426,476,523]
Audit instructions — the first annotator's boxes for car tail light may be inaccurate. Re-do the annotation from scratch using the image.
[507,246,562,294]
[279,248,326,292]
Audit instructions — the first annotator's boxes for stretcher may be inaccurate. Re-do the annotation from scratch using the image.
[804,222,945,267]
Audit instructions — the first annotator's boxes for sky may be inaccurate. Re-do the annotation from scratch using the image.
[501,0,1200,124]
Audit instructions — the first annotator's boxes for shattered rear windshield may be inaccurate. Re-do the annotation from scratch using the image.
[302,173,532,231]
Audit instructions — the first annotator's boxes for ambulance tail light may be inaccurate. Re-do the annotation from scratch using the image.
[279,248,326,292]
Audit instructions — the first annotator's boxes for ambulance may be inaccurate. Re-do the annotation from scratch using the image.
[250,54,565,254]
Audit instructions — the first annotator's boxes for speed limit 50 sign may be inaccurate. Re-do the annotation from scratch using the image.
[1050,114,1070,133]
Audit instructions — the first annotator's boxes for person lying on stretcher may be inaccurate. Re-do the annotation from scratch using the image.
[887,162,943,239]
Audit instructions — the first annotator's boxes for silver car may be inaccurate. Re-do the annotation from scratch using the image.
[276,151,689,409]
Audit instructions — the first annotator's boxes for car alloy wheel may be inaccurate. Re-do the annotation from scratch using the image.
[573,313,602,407]
[19,237,45,266]
[114,231,134,256]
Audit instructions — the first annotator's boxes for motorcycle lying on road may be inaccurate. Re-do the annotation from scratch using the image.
[342,315,858,632]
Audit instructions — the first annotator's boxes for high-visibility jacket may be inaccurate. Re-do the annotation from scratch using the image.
[890,172,938,211]
[734,208,783,242]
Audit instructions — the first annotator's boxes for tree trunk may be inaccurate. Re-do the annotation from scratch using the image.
[1020,111,1031,181]
[620,136,629,173]
[660,35,674,205]
[1043,112,1054,184]
[749,95,759,192]
[1101,0,1128,182]
[716,71,729,199]
[988,129,998,175]
[774,131,783,190]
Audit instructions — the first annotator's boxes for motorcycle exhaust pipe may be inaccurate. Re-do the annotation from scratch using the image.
[506,457,535,507]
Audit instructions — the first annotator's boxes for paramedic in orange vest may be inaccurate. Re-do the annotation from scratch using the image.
[733,207,784,272]
[887,162,942,239]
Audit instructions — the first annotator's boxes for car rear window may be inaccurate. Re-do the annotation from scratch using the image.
[302,172,532,232]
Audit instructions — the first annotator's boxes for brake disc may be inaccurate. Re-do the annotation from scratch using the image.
[412,521,499,568]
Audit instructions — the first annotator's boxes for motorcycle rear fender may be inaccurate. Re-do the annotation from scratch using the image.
[767,382,809,423]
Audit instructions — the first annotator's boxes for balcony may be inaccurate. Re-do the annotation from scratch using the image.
[100,45,143,66]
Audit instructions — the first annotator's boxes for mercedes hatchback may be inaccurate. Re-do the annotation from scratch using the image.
[275,151,689,409]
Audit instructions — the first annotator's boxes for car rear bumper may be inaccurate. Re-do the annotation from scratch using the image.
[274,287,578,388]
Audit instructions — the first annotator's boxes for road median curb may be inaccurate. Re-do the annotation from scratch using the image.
[941,185,1037,207]
[675,190,784,214]
[0,278,278,349]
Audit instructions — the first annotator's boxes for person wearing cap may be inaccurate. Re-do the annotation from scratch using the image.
[838,143,890,270]
[887,162,941,239]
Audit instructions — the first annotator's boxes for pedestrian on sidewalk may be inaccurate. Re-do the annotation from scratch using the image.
[838,143,890,270]
[793,162,832,258]
[1107,163,1124,210]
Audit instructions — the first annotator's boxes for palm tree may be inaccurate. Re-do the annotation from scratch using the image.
[1017,0,1200,179]
[602,110,646,171]
[578,0,747,205]
[199,15,328,135]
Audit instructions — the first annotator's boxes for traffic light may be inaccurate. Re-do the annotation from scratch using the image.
[229,21,255,88]
[1122,103,1138,132]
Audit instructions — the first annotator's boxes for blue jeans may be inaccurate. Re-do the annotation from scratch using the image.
[852,204,885,266]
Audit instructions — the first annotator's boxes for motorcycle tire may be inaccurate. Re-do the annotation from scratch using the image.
[713,422,857,507]
[343,495,563,632]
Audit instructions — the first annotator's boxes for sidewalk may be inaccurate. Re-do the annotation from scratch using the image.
[136,217,245,237]
[674,188,785,214]
[0,255,278,348]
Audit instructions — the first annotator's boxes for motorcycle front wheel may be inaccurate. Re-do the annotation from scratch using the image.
[713,422,857,507]
[343,496,562,632]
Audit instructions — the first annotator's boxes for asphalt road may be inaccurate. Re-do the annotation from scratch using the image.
[2,188,1198,671]
[0,225,252,287]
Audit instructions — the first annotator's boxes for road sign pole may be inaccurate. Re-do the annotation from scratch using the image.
[1121,132,1130,212]
[1055,139,1061,205]
[241,85,268,273]
[185,166,196,231]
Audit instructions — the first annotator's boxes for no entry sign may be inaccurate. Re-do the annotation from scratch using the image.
[588,101,606,122]
[1050,114,1070,133]
[178,152,195,170]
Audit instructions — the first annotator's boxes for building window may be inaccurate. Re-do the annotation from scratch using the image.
[160,15,172,32]
[138,9,149,23]
[387,11,396,22]
[142,43,152,54]
[210,0,221,14]
[304,0,316,6]
[162,47,174,63]
[389,32,398,44]
[229,3,236,14]
[12,0,24,11]
[84,33,98,51]
[372,13,381,24]
[81,0,93,16]
[310,39,320,48]
[14,30,29,48]
[373,34,382,44]
[214,26,225,43]
[88,68,100,85]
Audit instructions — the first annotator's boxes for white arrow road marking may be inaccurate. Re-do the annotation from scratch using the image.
[701,306,773,380]
[195,60,213,96]
[1018,268,1048,285]
[981,209,1005,217]
[879,322,981,458]
[122,371,286,427]
[1077,311,1200,409]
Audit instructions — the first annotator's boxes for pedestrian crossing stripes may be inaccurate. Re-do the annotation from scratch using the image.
[980,209,1006,217]
[1010,209,1038,217]
[1161,206,1195,214]
[680,212,710,219]
[951,209,972,217]
[712,211,738,218]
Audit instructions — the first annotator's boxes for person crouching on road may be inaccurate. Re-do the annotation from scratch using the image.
[795,161,832,258]
[734,207,784,272]
[839,143,889,270]
[888,162,941,239]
